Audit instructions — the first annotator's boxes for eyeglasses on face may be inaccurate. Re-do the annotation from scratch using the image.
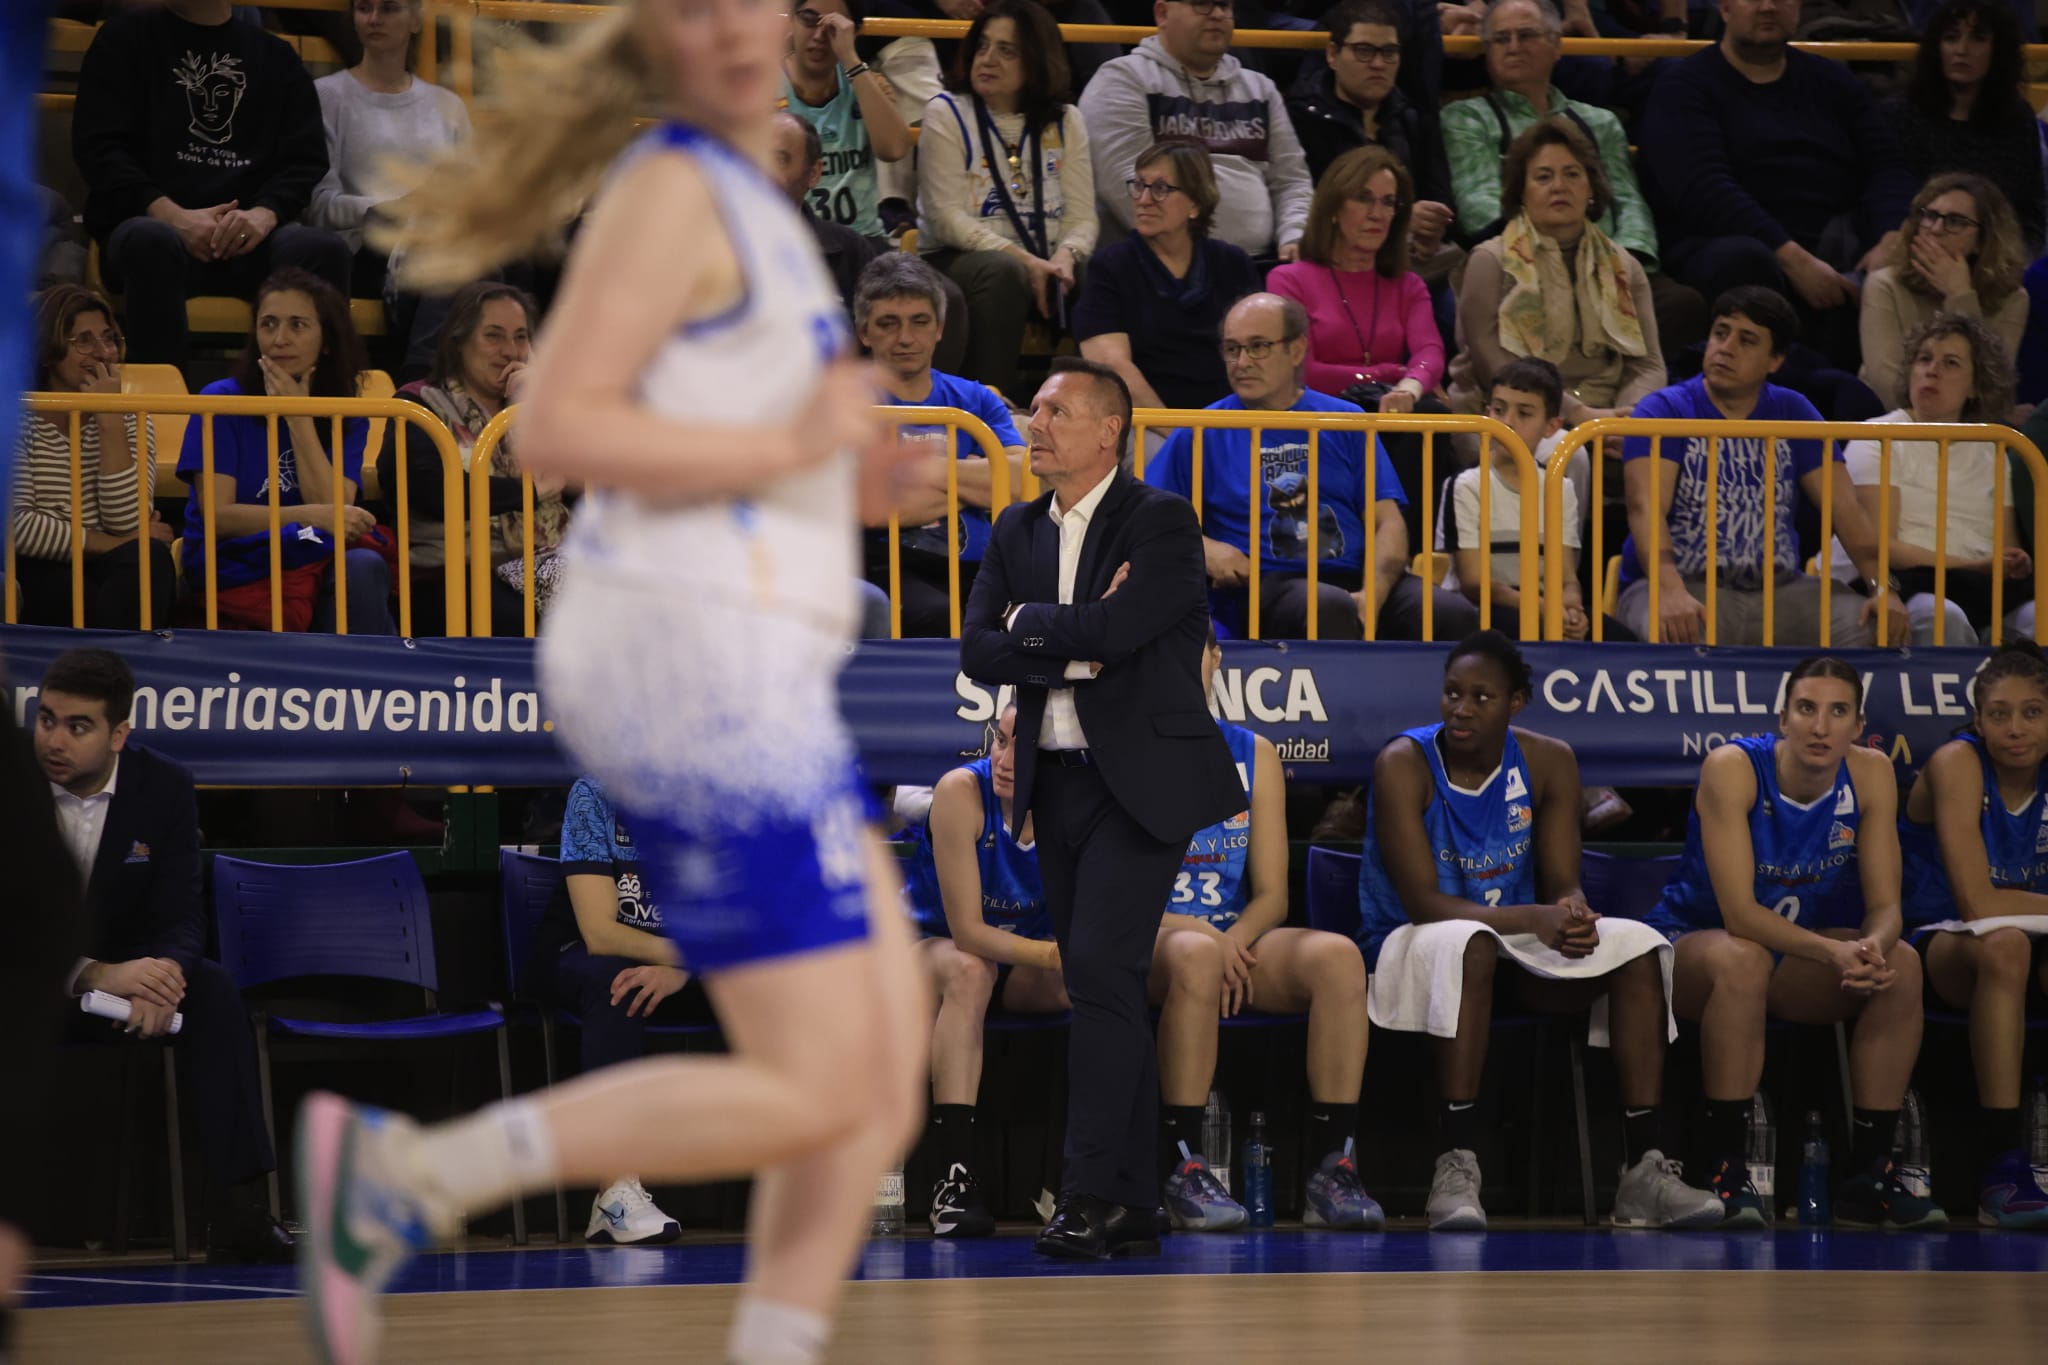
[1168,0,1235,15]
[1127,177,1185,202]
[1353,193,1403,214]
[1917,206,1980,234]
[67,328,125,357]
[1487,26,1550,46]
[1220,337,1284,361]
[1335,40,1401,64]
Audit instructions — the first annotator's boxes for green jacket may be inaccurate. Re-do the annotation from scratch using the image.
[1441,87,1660,269]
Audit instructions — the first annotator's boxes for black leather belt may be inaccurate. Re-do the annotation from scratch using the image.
[1038,748,1093,767]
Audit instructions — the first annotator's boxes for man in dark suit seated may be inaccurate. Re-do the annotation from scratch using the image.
[961,356,1246,1260]
[34,648,291,1263]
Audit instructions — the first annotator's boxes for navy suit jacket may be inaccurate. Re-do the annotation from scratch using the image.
[80,744,204,972]
[960,468,1244,845]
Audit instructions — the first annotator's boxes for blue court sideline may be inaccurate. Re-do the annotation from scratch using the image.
[23,1229,2048,1310]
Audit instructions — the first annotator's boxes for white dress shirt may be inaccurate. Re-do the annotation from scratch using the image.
[51,755,119,888]
[1022,467,1117,751]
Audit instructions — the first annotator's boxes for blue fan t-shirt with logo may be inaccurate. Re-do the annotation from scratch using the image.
[879,370,1022,565]
[538,777,663,956]
[1145,389,1405,582]
[1617,377,1838,591]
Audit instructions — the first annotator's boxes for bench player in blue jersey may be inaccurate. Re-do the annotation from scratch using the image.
[906,705,1067,1237]
[1153,628,1379,1233]
[1361,631,1717,1231]
[1899,640,2048,1228]
[1651,657,1942,1230]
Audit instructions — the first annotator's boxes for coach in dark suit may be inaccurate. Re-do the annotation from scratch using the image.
[962,357,1245,1259]
[35,648,290,1263]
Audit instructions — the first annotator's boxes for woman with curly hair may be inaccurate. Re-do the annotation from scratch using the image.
[1858,171,2028,411]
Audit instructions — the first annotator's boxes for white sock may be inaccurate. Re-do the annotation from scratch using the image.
[727,1297,829,1365]
[413,1098,558,1216]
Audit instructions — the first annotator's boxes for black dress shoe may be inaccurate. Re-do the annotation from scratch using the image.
[206,1208,296,1264]
[1034,1192,1161,1260]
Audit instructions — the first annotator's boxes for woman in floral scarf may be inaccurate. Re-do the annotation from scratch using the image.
[384,281,570,635]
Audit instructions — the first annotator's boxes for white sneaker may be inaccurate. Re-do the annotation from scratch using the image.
[586,1177,681,1245]
[1612,1150,1725,1230]
[1426,1149,1487,1231]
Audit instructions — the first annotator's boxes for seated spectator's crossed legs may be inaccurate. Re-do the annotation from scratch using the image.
[101,218,352,369]
[306,546,395,636]
[1252,572,1480,642]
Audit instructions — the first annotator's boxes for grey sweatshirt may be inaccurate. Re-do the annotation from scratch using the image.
[310,70,470,253]
[1076,36,1313,257]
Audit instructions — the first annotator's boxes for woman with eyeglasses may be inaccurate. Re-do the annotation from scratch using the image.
[1445,117,1662,431]
[1885,0,2045,255]
[1858,172,2029,412]
[915,0,1095,397]
[8,284,174,629]
[1072,140,1261,413]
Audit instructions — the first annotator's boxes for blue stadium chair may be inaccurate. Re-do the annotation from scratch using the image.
[1579,850,1679,923]
[498,849,721,1240]
[213,852,524,1244]
[1306,845,1596,1224]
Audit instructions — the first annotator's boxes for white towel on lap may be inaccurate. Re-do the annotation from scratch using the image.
[1367,917,1676,1047]
[1912,913,2048,938]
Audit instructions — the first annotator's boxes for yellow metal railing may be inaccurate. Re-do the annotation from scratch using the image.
[466,403,1022,640]
[1541,418,2048,647]
[11,394,465,638]
[1132,408,1543,642]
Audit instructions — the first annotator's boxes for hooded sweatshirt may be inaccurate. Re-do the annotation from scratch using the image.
[1078,35,1313,257]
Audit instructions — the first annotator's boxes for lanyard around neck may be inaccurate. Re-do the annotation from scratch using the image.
[974,99,1048,259]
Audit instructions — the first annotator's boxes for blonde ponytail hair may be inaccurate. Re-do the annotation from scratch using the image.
[378,5,661,290]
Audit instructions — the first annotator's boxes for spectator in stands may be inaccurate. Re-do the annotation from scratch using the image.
[1636,0,1916,369]
[526,776,689,1245]
[1617,286,1906,647]
[383,281,566,637]
[176,268,393,635]
[780,0,914,243]
[9,286,175,630]
[1831,313,2026,646]
[1441,357,1591,636]
[1288,2,1453,222]
[36,648,293,1263]
[1267,148,1443,404]
[1887,0,2045,255]
[1441,0,1704,360]
[768,112,970,375]
[1073,141,1262,412]
[309,0,473,381]
[1079,0,1315,261]
[73,0,352,370]
[1145,291,1480,640]
[1268,147,1448,540]
[856,254,1027,637]
[916,0,1097,397]
[1445,119,1664,430]
[1858,173,2028,411]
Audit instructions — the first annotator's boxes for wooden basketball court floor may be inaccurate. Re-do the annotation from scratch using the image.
[16,1226,2048,1363]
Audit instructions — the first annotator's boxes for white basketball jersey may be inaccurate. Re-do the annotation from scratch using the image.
[566,121,861,646]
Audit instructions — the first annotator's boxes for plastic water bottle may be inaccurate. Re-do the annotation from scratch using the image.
[1896,1090,1932,1200]
[1747,1093,1777,1202]
[1798,1110,1831,1226]
[1243,1111,1274,1228]
[2026,1078,2048,1189]
[1202,1090,1233,1195]
[870,1165,905,1236]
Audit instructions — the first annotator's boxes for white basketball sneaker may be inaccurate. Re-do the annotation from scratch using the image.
[1612,1151,1726,1230]
[586,1178,682,1245]
[1426,1148,1487,1231]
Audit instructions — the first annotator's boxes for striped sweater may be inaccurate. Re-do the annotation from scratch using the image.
[8,413,156,561]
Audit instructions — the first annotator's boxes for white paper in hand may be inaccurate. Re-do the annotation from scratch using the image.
[80,989,184,1035]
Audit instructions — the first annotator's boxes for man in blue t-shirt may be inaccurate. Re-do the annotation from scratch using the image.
[858,253,1026,638]
[1145,292,1478,640]
[1618,286,1906,647]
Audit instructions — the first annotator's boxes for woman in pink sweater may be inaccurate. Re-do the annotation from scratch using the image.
[1267,146,1444,407]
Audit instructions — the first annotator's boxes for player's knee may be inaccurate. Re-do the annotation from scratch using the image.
[1161,930,1224,992]
[1459,932,1499,987]
[1309,934,1367,999]
[1883,938,1923,996]
[1711,937,1774,997]
[935,946,999,1005]
[1977,929,2033,990]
